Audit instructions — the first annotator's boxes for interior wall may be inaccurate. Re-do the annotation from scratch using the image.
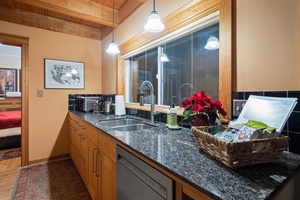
[236,0,300,91]
[0,20,102,162]
[101,0,192,94]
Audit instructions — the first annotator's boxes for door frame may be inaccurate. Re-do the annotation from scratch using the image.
[0,32,29,166]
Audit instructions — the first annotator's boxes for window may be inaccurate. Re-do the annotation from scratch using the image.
[125,22,219,107]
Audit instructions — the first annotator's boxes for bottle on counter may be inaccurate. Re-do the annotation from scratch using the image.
[168,104,177,127]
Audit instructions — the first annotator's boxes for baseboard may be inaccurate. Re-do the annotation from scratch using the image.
[28,153,70,166]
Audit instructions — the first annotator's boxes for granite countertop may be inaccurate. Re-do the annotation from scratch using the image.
[70,110,300,200]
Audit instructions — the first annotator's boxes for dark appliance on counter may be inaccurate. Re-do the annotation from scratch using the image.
[116,145,174,200]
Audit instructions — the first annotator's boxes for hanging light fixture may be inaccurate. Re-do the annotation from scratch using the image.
[144,0,165,33]
[106,0,120,55]
[204,36,219,50]
[160,53,169,62]
[160,44,169,62]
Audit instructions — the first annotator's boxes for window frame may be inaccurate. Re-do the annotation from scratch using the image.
[117,0,232,119]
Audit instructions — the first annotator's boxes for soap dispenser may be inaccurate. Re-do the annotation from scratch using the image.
[169,104,177,127]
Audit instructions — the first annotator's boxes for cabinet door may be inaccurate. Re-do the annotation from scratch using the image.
[87,139,101,200]
[101,152,116,200]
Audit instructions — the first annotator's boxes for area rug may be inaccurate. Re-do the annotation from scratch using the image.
[0,148,21,161]
[11,158,91,200]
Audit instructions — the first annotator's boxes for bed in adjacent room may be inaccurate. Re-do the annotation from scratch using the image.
[0,111,21,149]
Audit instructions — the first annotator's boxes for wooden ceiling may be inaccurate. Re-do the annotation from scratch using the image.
[0,0,147,40]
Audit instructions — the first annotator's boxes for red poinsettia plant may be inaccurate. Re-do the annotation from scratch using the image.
[180,90,227,126]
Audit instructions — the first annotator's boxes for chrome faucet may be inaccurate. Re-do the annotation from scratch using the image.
[178,83,195,105]
[139,80,158,123]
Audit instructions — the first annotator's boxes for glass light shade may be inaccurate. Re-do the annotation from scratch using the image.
[144,11,165,33]
[204,36,219,50]
[106,41,120,55]
[160,53,169,62]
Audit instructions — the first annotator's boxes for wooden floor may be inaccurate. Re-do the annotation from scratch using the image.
[0,151,21,200]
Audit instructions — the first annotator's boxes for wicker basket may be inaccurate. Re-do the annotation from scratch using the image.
[191,126,290,168]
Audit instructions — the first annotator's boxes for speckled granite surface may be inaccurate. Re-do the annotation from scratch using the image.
[70,111,300,200]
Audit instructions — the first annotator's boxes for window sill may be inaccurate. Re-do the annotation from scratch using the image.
[125,103,184,116]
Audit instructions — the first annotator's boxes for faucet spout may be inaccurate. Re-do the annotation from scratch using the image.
[139,80,158,123]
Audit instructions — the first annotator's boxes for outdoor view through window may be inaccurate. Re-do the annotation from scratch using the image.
[126,23,219,107]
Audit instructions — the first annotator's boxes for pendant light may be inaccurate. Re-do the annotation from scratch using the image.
[144,0,165,33]
[204,36,219,50]
[160,53,169,62]
[106,0,120,55]
[160,44,169,62]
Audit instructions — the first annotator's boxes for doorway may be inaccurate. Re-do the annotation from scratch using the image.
[0,32,29,166]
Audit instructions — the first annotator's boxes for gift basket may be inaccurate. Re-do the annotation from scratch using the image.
[181,92,297,168]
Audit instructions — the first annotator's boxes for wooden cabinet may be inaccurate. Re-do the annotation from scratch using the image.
[86,136,101,200]
[68,115,87,183]
[69,113,214,200]
[98,130,116,200]
[0,97,21,112]
[69,113,116,200]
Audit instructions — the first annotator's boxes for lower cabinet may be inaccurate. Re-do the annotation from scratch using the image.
[69,113,116,200]
[69,113,210,200]
[69,116,87,181]
[100,151,116,200]
[86,138,101,200]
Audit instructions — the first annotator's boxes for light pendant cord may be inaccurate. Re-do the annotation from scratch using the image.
[112,0,115,41]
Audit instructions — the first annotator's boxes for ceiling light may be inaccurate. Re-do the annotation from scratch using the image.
[204,36,219,50]
[106,0,120,55]
[144,0,165,33]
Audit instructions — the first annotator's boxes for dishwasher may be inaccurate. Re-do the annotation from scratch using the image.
[116,145,174,200]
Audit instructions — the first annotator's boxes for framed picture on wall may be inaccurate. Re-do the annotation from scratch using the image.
[0,68,17,95]
[44,58,84,89]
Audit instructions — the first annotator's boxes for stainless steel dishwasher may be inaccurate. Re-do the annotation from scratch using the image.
[116,145,174,200]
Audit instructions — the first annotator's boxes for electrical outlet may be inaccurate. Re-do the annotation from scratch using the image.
[37,90,43,97]
[232,99,247,117]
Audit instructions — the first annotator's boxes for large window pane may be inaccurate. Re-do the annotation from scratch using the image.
[126,23,219,106]
[127,47,158,104]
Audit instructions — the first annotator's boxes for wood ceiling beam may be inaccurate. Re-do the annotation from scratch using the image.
[118,0,144,24]
[0,6,102,40]
[4,0,15,8]
[101,0,147,40]
[13,0,119,27]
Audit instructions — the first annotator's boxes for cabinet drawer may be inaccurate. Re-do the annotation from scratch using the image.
[98,131,116,163]
[70,142,79,168]
[86,126,98,145]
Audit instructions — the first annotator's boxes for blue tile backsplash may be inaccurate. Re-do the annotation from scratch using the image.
[232,90,300,154]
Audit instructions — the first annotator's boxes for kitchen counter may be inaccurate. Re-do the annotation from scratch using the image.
[70,110,300,200]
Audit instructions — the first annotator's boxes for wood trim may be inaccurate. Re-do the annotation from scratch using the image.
[116,55,125,95]
[28,154,70,166]
[118,0,222,55]
[125,103,184,116]
[116,0,232,119]
[13,0,117,27]
[0,6,102,40]
[0,32,30,167]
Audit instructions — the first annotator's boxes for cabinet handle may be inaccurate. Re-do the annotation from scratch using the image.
[96,151,101,177]
[93,148,97,173]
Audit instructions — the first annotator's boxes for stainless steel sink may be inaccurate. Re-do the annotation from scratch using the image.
[98,119,142,127]
[112,124,154,132]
